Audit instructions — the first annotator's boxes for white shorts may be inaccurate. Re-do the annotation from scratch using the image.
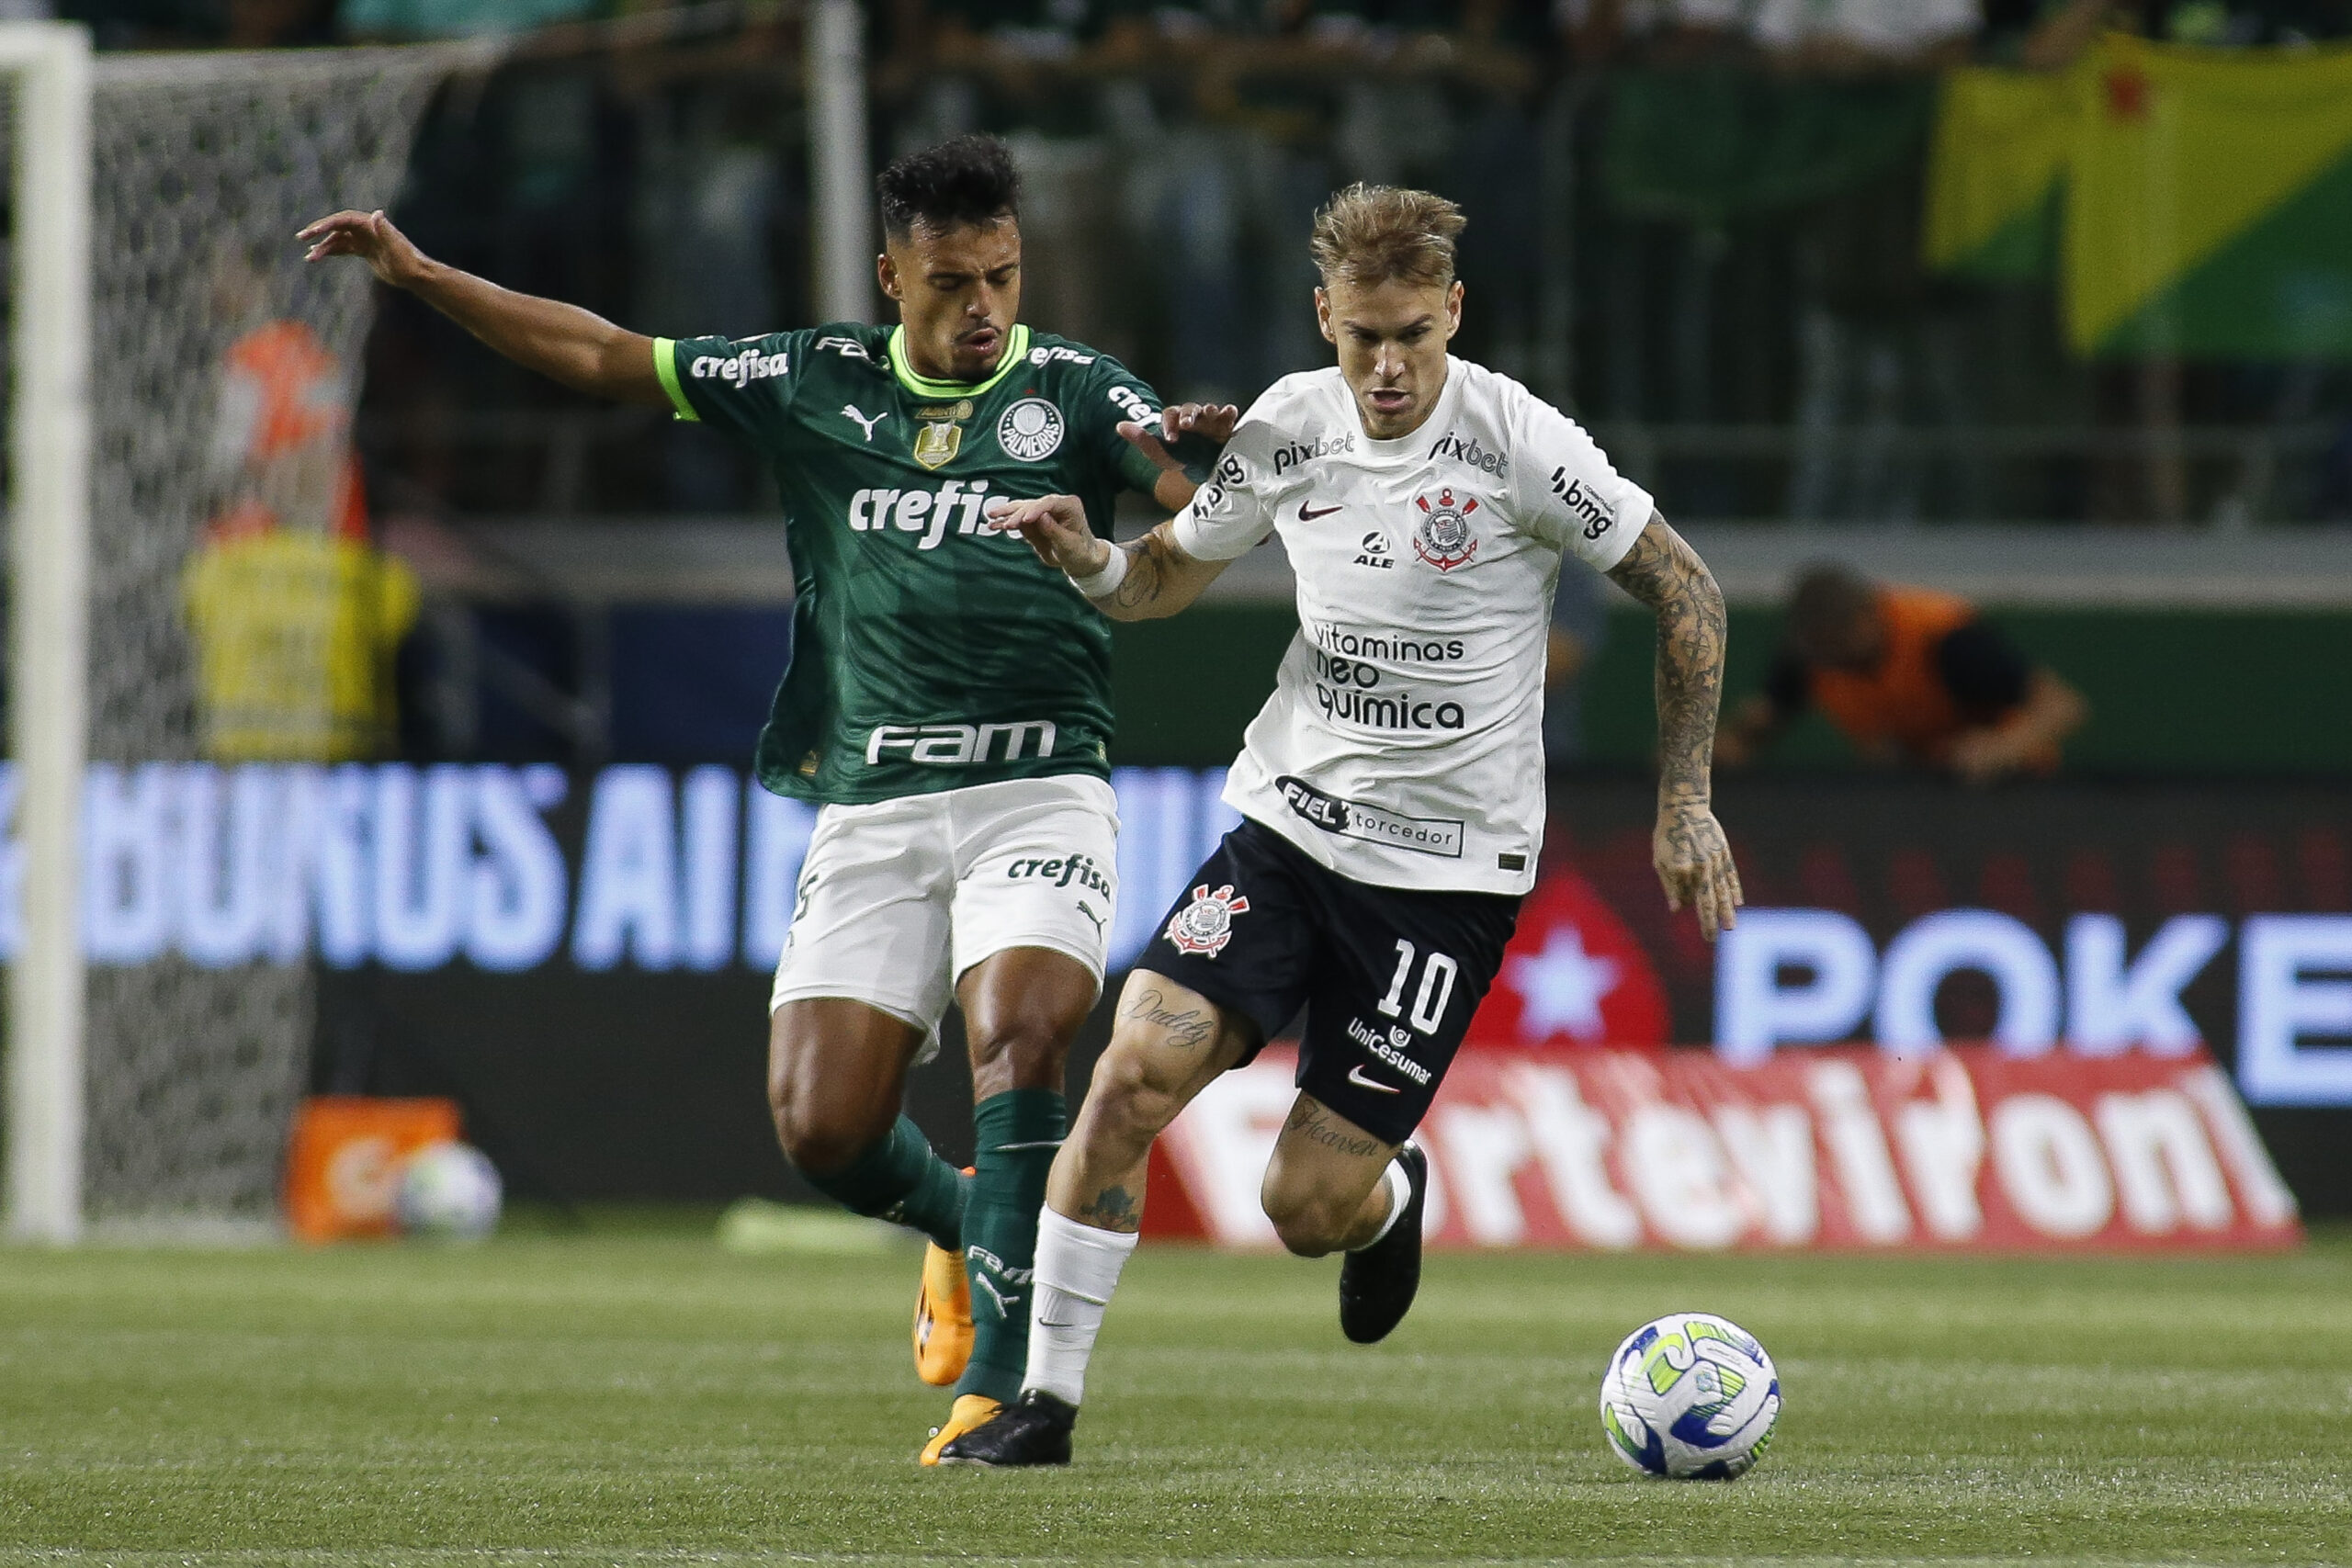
[768,773,1120,1043]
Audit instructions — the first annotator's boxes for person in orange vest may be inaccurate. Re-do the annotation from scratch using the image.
[184,252,417,761]
[1714,564,2088,784]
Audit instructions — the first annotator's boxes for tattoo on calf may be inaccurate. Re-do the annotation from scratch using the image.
[1121,987,1215,1050]
[1283,1101,1384,1159]
[1076,1184,1142,1232]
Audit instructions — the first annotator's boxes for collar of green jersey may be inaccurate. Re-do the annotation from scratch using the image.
[887,323,1032,400]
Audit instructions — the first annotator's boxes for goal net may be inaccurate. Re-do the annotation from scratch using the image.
[6,40,470,1236]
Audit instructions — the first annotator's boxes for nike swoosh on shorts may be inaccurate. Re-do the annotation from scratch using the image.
[1347,1065,1401,1094]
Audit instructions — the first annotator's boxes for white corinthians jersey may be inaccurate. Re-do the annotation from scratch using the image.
[1171,358,1653,896]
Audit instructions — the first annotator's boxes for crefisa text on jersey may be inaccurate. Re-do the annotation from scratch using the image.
[845,479,999,549]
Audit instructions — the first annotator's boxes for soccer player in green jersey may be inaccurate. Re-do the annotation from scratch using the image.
[301,136,1233,1462]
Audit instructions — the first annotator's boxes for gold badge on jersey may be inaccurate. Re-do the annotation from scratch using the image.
[912,400,974,469]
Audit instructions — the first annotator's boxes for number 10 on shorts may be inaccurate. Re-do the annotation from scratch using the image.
[1376,940,1458,1035]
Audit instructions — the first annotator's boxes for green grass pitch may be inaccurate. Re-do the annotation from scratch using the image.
[1,1220,2346,1566]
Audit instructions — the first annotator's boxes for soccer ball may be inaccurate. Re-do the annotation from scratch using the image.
[1600,1311,1780,1479]
[393,1141,502,1242]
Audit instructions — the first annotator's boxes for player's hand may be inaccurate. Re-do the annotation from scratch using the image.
[1947,727,2028,787]
[297,209,427,288]
[1117,402,1239,474]
[984,493,1111,578]
[1654,799,1743,942]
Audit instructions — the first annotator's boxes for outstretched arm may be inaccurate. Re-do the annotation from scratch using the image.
[300,209,669,408]
[1607,514,1744,940]
[986,495,1230,622]
[1121,402,1240,514]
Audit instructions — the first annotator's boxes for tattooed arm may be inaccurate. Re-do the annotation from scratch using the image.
[984,497,1232,621]
[1606,514,1744,941]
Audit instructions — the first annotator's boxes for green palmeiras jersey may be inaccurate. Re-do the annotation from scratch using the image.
[653,321,1166,805]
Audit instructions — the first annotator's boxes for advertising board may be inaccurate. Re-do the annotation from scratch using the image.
[1147,1045,2301,1252]
[11,762,2346,1213]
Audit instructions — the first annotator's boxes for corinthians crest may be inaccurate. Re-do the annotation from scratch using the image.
[912,399,974,469]
[1412,488,1479,571]
[1166,883,1250,958]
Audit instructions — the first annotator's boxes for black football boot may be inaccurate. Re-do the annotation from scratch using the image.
[933,1389,1078,1468]
[1338,1141,1428,1345]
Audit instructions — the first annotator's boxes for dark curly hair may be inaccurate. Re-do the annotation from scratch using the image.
[877,134,1021,241]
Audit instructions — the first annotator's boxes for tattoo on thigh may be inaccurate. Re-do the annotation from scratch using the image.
[1284,1101,1384,1159]
[1120,987,1215,1050]
[1075,1184,1142,1232]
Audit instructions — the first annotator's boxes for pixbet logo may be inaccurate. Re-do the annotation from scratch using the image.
[1427,429,1509,479]
[1272,433,1356,476]
[846,479,999,550]
[1550,468,1614,540]
[864,720,1057,767]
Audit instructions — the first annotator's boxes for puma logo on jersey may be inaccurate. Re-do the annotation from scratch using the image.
[1551,468,1616,539]
[842,404,888,441]
[865,719,1057,766]
[847,479,996,549]
[1428,429,1509,479]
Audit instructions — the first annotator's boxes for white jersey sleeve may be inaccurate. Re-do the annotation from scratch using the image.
[1170,412,1282,562]
[1506,385,1655,573]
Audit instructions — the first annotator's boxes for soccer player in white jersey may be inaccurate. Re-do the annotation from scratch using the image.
[937,184,1742,1467]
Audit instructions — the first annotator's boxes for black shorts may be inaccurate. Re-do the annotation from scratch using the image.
[1135,817,1521,1145]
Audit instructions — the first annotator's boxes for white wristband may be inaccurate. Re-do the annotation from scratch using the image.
[1070,546,1129,600]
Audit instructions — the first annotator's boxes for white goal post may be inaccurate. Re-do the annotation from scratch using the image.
[0,11,863,1244]
[3,20,94,1247]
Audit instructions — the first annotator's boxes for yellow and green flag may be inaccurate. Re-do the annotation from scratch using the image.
[1927,37,2352,359]
[1924,64,2077,283]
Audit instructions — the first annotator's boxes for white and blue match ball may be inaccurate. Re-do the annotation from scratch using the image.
[1600,1311,1780,1480]
[393,1141,503,1242]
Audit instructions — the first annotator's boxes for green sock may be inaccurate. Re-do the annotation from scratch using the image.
[956,1088,1066,1404]
[795,1114,967,1253]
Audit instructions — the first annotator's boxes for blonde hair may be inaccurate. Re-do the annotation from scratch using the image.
[1309,184,1466,291]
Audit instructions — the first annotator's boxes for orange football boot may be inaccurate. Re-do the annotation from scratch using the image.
[919,1393,1002,1466]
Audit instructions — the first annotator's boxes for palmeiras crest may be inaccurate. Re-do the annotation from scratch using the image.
[1412,488,1479,571]
[1166,884,1251,958]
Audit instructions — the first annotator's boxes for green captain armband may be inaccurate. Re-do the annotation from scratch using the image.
[651,338,698,422]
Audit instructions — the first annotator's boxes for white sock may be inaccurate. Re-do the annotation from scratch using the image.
[1024,1207,1139,1407]
[1353,1157,1413,1251]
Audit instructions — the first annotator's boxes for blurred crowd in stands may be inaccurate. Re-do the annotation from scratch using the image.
[40,0,2352,531]
[44,0,2352,58]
